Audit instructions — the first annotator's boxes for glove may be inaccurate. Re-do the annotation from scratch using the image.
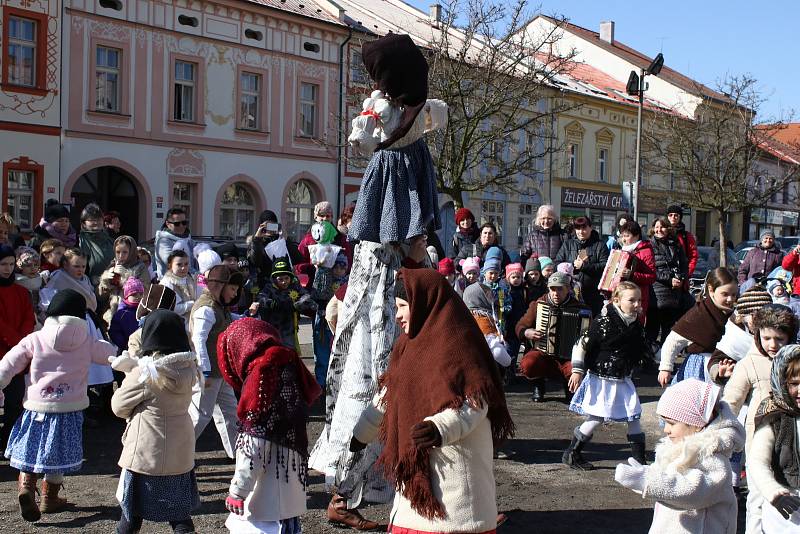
[411,421,442,450]
[349,436,367,452]
[225,494,245,515]
[772,493,800,519]
[108,351,138,373]
[614,457,646,493]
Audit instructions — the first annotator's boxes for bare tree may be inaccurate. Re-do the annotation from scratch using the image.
[642,75,800,266]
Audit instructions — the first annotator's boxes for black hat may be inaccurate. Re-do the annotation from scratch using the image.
[0,244,14,263]
[136,284,177,321]
[44,199,70,223]
[46,289,87,319]
[213,241,239,260]
[666,205,683,217]
[258,210,278,224]
[271,258,294,278]
[140,310,191,355]
[362,33,428,150]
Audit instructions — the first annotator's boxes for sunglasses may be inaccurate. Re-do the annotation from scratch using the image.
[168,220,189,226]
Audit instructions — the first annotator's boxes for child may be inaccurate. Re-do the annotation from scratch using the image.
[455,256,480,297]
[217,318,322,534]
[564,282,651,470]
[767,279,791,305]
[462,278,512,368]
[15,246,43,326]
[128,284,177,357]
[749,344,800,531]
[99,235,150,325]
[160,250,198,327]
[189,264,244,459]
[109,277,144,353]
[196,248,222,292]
[0,289,116,521]
[539,256,555,279]
[615,378,744,534]
[350,268,514,533]
[481,253,511,338]
[721,304,798,533]
[658,267,739,386]
[111,310,199,534]
[252,258,317,352]
[557,262,582,303]
[504,263,526,371]
[137,247,158,284]
[438,257,456,286]
[524,257,547,305]
[39,238,65,276]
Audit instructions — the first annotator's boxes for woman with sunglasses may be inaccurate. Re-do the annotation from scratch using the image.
[154,208,197,278]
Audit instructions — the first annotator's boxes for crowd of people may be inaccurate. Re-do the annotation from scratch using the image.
[4,32,800,534]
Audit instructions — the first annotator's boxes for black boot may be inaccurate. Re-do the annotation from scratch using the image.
[531,378,546,402]
[562,427,594,470]
[628,432,647,465]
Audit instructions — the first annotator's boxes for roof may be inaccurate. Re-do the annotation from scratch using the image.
[240,0,344,26]
[754,125,800,165]
[760,123,800,148]
[538,15,734,106]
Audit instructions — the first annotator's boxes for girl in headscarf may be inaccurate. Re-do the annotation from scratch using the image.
[351,268,514,533]
[217,318,321,534]
[99,235,151,325]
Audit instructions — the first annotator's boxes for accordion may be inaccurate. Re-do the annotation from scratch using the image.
[598,249,634,293]
[534,303,592,359]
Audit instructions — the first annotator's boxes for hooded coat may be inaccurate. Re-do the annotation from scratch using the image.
[554,229,609,314]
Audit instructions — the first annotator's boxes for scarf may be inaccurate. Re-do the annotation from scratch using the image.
[621,239,641,252]
[0,273,12,287]
[754,345,800,428]
[671,296,730,353]
[378,268,514,520]
[218,317,321,456]
[112,235,140,269]
[612,303,638,325]
[45,269,98,312]
[41,218,77,247]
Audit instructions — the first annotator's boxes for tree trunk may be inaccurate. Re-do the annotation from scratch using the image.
[717,212,728,267]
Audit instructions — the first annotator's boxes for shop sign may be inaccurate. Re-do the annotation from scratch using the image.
[561,186,625,210]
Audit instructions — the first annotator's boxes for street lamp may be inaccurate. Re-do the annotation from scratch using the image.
[626,52,664,221]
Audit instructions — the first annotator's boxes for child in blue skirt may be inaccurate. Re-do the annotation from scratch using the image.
[0,288,116,521]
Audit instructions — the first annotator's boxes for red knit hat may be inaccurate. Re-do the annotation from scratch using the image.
[505,263,523,278]
[437,258,455,276]
[455,208,474,225]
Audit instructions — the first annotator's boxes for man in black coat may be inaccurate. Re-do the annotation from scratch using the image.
[554,216,609,315]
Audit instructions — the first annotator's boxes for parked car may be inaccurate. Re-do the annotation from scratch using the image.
[734,239,758,252]
[688,246,740,298]
[736,247,753,263]
[776,236,800,252]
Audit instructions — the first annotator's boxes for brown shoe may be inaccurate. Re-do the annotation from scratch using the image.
[326,494,380,531]
[41,480,68,514]
[17,472,41,522]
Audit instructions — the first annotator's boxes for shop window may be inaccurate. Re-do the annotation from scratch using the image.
[95,46,121,112]
[284,180,316,243]
[298,82,318,138]
[219,183,256,238]
[174,60,196,122]
[239,72,261,130]
[481,200,505,245]
[172,182,195,222]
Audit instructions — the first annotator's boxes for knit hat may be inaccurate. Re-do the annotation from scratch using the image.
[735,285,772,316]
[314,201,333,219]
[505,263,523,277]
[760,229,775,241]
[213,241,239,261]
[438,258,455,276]
[666,205,683,218]
[46,289,86,319]
[557,262,574,276]
[44,199,69,223]
[140,310,191,355]
[538,256,554,270]
[258,210,278,224]
[656,378,721,428]
[525,257,541,273]
[481,258,501,276]
[460,256,480,275]
[485,246,503,264]
[15,246,39,268]
[0,244,16,274]
[334,251,348,268]
[547,271,570,288]
[271,258,294,278]
[767,279,786,296]
[455,208,474,225]
[136,284,177,321]
[197,249,222,274]
[123,276,145,300]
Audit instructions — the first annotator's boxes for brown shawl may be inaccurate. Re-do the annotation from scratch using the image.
[671,296,731,353]
[377,268,514,520]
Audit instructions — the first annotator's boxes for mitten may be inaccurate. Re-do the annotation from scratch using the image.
[772,493,800,520]
[108,351,138,373]
[614,457,646,493]
[225,494,245,515]
[411,421,442,450]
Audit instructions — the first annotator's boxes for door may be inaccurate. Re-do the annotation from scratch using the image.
[70,166,140,241]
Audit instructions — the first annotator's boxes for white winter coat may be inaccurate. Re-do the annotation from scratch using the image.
[643,402,745,534]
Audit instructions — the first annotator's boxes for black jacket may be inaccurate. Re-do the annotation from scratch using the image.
[455,241,512,270]
[554,229,609,314]
[650,236,689,310]
[574,304,651,379]
[450,224,479,260]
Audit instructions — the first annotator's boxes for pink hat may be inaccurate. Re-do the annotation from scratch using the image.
[557,262,574,276]
[438,258,455,276]
[657,378,721,428]
[505,263,523,277]
[123,276,145,299]
[459,256,480,275]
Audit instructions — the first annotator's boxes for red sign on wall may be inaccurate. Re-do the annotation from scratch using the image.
[47,187,56,194]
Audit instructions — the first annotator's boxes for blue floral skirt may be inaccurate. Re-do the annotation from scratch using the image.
[4,410,84,474]
[671,352,709,384]
[117,468,200,522]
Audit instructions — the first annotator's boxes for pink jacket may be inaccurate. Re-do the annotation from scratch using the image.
[0,315,116,413]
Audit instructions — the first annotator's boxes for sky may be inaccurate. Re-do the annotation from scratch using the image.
[404,0,797,122]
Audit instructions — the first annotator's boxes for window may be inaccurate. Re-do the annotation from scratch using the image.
[598,148,607,181]
[95,46,121,112]
[351,49,368,85]
[172,182,194,222]
[568,143,578,178]
[7,16,37,87]
[219,183,256,238]
[518,203,533,247]
[6,169,34,231]
[174,60,196,122]
[481,200,505,245]
[239,72,261,130]
[298,82,318,137]
[284,180,316,242]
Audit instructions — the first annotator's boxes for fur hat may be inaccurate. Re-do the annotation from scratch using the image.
[455,208,474,225]
[197,249,222,275]
[44,199,70,223]
[123,276,144,300]
[525,257,541,273]
[438,258,455,276]
[460,256,480,275]
[505,263,523,278]
[735,285,772,316]
[46,289,86,319]
[656,378,721,428]
[136,284,177,321]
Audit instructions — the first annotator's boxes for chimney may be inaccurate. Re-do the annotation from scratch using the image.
[430,3,442,26]
[599,21,615,44]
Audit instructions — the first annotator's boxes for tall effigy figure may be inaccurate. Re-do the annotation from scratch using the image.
[309,33,447,528]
